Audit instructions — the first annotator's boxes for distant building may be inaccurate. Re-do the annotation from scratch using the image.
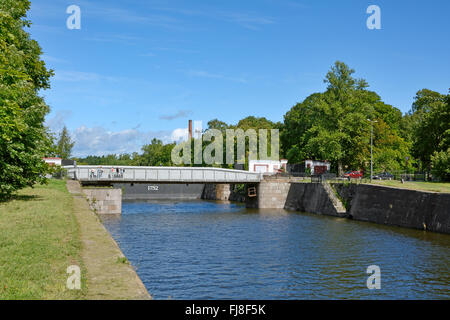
[304,160,330,175]
[249,159,288,174]
[62,159,76,166]
[43,157,62,166]
[287,160,331,176]
[43,158,76,167]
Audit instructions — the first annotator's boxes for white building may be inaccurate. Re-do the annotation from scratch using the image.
[43,157,62,166]
[249,159,288,174]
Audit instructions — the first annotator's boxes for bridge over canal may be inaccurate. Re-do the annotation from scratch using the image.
[66,165,262,185]
[66,165,344,217]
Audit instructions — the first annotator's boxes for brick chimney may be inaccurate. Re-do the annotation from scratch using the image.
[188,120,192,140]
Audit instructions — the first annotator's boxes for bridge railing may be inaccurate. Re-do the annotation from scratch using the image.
[64,165,262,183]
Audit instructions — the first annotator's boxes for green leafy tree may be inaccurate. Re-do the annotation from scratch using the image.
[205,116,281,169]
[75,153,138,166]
[207,119,230,133]
[431,149,450,182]
[282,61,410,175]
[410,89,450,172]
[0,0,53,199]
[138,138,174,166]
[234,116,281,131]
[55,126,75,159]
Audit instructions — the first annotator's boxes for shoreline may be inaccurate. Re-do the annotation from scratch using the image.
[66,180,151,299]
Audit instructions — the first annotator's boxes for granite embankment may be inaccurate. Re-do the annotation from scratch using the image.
[332,183,450,234]
[202,184,245,202]
[203,181,450,234]
[67,180,151,299]
[284,183,347,217]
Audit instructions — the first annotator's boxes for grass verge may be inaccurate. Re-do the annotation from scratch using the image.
[368,180,450,193]
[67,180,150,299]
[0,180,86,299]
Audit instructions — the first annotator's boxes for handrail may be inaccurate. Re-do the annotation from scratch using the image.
[66,165,262,183]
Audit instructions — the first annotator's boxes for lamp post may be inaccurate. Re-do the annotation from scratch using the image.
[367,119,378,182]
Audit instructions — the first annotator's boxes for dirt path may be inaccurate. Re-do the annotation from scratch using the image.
[66,180,151,300]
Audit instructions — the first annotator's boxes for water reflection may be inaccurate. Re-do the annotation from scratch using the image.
[102,200,450,300]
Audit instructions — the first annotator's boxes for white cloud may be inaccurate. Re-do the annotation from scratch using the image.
[88,6,182,30]
[53,70,121,82]
[71,126,189,157]
[222,12,275,30]
[187,70,247,83]
[171,128,189,143]
[42,55,68,64]
[159,110,192,120]
[154,6,275,30]
[45,110,72,133]
[84,34,144,44]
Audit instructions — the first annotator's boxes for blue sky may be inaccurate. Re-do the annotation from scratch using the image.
[29,0,450,156]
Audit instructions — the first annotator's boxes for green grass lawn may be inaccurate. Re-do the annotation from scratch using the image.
[0,180,86,299]
[368,180,450,193]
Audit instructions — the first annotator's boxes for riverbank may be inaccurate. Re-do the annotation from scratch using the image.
[242,179,450,234]
[332,183,450,234]
[67,180,150,299]
[0,179,150,299]
[368,180,450,193]
[0,180,86,299]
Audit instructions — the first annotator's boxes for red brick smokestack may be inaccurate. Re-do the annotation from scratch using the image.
[188,120,192,140]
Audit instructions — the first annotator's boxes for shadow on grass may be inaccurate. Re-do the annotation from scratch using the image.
[0,194,43,203]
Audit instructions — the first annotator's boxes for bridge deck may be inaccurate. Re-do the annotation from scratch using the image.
[66,166,261,184]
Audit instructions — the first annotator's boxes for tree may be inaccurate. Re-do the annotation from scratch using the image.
[206,116,281,168]
[207,119,230,132]
[234,116,281,131]
[138,138,174,166]
[74,153,139,165]
[0,0,53,199]
[410,89,450,172]
[431,149,450,182]
[55,126,74,159]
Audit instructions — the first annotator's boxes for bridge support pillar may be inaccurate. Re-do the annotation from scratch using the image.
[83,188,122,214]
[215,184,231,201]
[246,179,291,209]
[202,184,231,201]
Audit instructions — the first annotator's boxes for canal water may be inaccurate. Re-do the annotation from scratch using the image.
[102,200,450,300]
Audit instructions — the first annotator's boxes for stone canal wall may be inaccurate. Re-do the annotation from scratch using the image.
[67,181,151,299]
[244,179,449,234]
[83,188,122,214]
[284,183,347,217]
[83,180,450,234]
[332,184,450,234]
[201,184,232,201]
[246,179,291,209]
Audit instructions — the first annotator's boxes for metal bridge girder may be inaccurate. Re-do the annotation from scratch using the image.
[65,165,261,184]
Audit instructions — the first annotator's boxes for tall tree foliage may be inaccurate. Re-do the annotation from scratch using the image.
[282,61,410,175]
[55,126,74,159]
[75,153,139,166]
[137,138,175,166]
[409,89,450,172]
[0,0,53,199]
